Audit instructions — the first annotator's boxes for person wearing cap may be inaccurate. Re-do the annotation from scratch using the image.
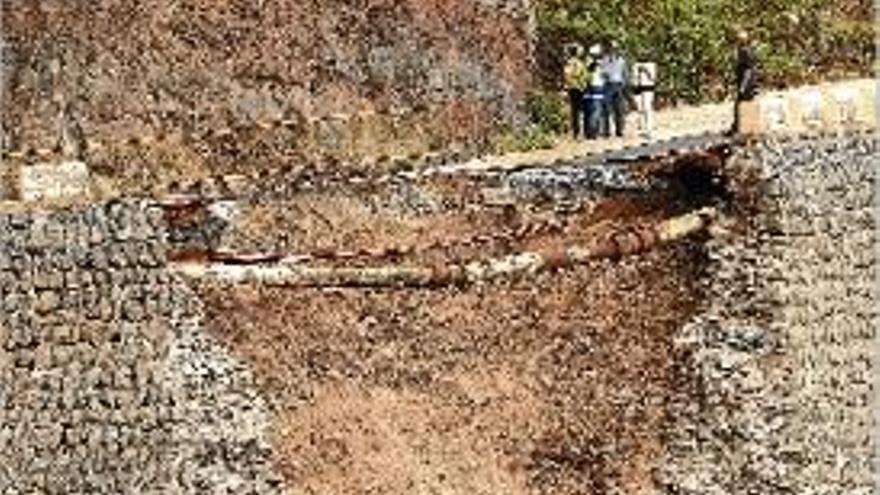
[732,30,759,134]
[601,41,630,138]
[584,43,606,139]
[563,43,589,139]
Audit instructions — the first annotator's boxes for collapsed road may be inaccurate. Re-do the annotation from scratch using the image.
[156,133,735,494]
[171,207,718,288]
[1,124,875,495]
[161,131,733,269]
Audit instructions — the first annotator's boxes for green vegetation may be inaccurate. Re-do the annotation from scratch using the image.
[492,90,568,152]
[534,0,873,105]
[492,125,557,154]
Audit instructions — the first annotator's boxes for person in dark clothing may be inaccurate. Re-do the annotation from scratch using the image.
[732,30,759,134]
[601,41,630,137]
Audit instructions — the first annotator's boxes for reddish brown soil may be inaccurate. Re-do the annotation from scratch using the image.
[196,171,710,494]
[199,234,705,494]
[222,175,674,269]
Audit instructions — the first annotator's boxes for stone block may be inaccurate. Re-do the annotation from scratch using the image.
[792,89,824,130]
[33,290,61,315]
[740,80,876,136]
[33,266,64,291]
[737,100,763,135]
[106,243,131,269]
[829,87,858,126]
[12,161,91,203]
[760,95,789,132]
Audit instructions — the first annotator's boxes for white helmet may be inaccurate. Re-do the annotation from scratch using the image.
[588,44,602,57]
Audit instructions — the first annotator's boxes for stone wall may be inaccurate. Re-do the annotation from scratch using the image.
[663,132,878,494]
[0,0,533,186]
[0,200,282,493]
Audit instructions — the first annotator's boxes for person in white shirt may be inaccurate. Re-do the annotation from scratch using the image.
[600,41,630,137]
[631,62,656,139]
[584,44,606,139]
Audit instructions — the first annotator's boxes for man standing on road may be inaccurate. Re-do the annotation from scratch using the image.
[631,61,657,139]
[563,43,589,139]
[601,41,630,138]
[732,30,759,134]
[584,44,607,139]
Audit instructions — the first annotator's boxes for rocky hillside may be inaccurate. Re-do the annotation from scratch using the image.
[1,0,534,187]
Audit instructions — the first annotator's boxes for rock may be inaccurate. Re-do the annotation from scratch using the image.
[0,199,283,493]
[664,133,878,495]
[13,161,91,202]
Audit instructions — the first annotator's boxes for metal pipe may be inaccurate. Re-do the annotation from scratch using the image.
[171,207,718,288]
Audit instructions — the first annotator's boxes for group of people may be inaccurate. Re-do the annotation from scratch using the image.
[563,41,634,140]
[563,30,759,140]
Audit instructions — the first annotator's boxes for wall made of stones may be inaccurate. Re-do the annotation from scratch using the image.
[0,200,282,493]
[0,0,533,186]
[662,132,878,494]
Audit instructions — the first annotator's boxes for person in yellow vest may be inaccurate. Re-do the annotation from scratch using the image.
[563,43,589,139]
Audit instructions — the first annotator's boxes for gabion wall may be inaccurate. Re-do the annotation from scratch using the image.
[0,200,281,493]
[663,132,878,495]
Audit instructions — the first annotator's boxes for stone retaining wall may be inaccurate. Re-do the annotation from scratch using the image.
[0,200,282,493]
[663,132,878,494]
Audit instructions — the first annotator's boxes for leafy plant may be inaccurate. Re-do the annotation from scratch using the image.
[525,90,570,136]
[493,125,557,154]
[533,0,872,105]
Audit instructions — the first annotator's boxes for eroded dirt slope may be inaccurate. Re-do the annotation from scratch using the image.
[198,238,705,494]
[1,0,531,191]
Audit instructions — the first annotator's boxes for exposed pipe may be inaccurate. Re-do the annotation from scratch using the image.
[171,207,718,288]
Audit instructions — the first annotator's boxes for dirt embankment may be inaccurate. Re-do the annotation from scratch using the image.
[2,0,531,191]
[219,169,688,262]
[196,177,709,494]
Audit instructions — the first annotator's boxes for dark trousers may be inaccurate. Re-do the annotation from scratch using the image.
[603,82,626,137]
[568,88,586,138]
[584,92,605,139]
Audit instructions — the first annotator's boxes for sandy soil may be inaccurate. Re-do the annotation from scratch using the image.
[199,213,706,495]
[189,133,724,495]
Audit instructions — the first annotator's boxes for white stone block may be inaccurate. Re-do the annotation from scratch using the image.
[830,87,857,125]
[798,90,823,128]
[760,95,788,131]
[17,161,91,202]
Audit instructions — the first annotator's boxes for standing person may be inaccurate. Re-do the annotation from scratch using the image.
[584,44,606,139]
[563,43,589,139]
[601,41,630,137]
[732,30,759,134]
[631,61,657,139]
